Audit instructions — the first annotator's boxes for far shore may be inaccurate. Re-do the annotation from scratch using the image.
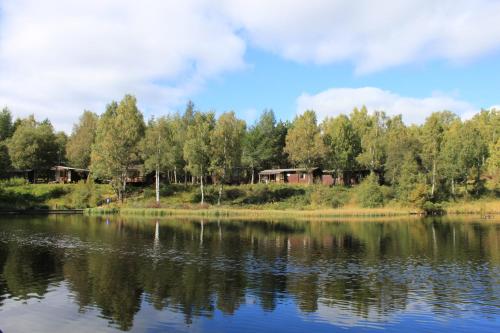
[84,202,500,220]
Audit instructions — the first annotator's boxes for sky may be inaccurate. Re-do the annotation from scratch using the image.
[1,0,500,132]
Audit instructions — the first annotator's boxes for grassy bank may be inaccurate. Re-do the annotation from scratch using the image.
[0,179,113,210]
[86,206,417,219]
[2,180,499,217]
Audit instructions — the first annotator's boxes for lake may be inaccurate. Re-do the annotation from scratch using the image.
[0,215,498,332]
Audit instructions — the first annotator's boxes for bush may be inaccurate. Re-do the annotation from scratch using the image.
[408,183,429,208]
[70,180,101,208]
[190,185,218,204]
[422,201,444,215]
[0,177,28,187]
[309,186,348,208]
[357,174,384,208]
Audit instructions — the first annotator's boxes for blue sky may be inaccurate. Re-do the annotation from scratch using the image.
[195,48,500,124]
[1,0,500,131]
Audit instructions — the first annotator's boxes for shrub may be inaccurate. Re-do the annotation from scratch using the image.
[408,183,429,208]
[190,185,218,204]
[357,174,384,208]
[309,186,348,208]
[70,180,101,208]
[422,201,444,215]
[0,177,28,187]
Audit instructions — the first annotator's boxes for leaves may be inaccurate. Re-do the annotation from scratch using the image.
[66,111,98,169]
[284,110,325,169]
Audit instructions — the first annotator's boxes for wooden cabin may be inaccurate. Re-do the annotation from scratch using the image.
[125,166,148,184]
[51,166,90,183]
[258,168,322,184]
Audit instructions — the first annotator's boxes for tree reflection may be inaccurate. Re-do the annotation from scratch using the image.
[0,216,498,331]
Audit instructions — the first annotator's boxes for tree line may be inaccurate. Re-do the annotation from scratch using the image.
[0,94,499,206]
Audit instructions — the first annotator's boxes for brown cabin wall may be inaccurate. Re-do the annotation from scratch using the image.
[288,173,314,184]
[322,175,334,186]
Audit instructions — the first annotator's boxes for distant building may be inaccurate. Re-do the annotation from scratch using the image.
[51,166,90,183]
[258,168,323,184]
[258,168,371,186]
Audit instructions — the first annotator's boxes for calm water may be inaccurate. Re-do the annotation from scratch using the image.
[0,216,498,332]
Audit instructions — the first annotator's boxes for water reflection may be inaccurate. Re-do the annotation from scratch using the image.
[0,216,498,332]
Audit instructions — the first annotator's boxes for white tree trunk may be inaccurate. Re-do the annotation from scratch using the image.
[218,184,222,205]
[251,166,255,184]
[155,166,160,205]
[200,172,204,205]
[174,166,178,184]
[431,159,436,196]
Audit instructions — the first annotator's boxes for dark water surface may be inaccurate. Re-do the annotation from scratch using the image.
[0,215,498,332]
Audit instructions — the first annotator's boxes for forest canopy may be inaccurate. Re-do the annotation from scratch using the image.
[0,97,499,206]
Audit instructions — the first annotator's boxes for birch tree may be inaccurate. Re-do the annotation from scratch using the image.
[322,114,361,184]
[356,111,388,173]
[210,111,245,204]
[141,117,174,205]
[183,111,215,205]
[242,110,279,183]
[91,95,145,202]
[421,111,457,197]
[284,110,325,183]
[66,111,98,169]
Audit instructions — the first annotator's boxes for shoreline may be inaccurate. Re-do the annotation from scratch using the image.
[1,200,498,219]
[83,205,499,219]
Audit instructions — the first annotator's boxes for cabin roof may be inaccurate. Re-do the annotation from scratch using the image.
[51,165,89,172]
[259,168,319,175]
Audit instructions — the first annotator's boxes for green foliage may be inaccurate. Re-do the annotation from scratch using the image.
[322,114,360,176]
[0,107,13,141]
[66,110,98,168]
[408,183,429,209]
[210,111,246,184]
[183,112,215,177]
[0,177,28,187]
[357,173,384,208]
[7,115,59,171]
[420,111,458,197]
[309,186,348,208]
[1,100,498,211]
[243,110,287,181]
[486,138,500,190]
[0,142,11,176]
[70,180,101,208]
[355,111,388,172]
[384,116,421,185]
[0,184,69,209]
[55,131,68,165]
[141,116,175,173]
[422,201,444,215]
[285,110,325,169]
[91,95,145,200]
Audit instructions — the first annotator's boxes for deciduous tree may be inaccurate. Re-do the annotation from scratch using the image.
[284,110,325,180]
[211,111,245,204]
[66,111,98,169]
[183,111,215,204]
[141,117,174,204]
[0,107,13,141]
[7,115,59,179]
[91,95,145,201]
[322,114,361,184]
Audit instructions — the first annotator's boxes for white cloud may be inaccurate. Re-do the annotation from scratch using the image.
[1,0,500,131]
[0,0,246,131]
[218,0,500,73]
[296,87,477,124]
